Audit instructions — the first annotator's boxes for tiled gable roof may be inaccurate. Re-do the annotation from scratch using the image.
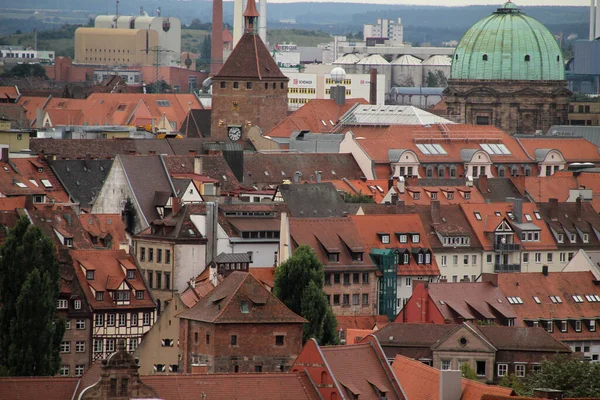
[0,104,29,129]
[537,200,600,248]
[391,354,514,400]
[215,33,287,80]
[474,324,572,352]
[142,371,321,400]
[516,136,600,163]
[70,249,155,310]
[278,182,349,217]
[373,323,458,347]
[0,377,80,400]
[28,204,95,250]
[351,214,440,276]
[266,98,368,138]
[79,214,127,250]
[162,154,241,193]
[336,315,390,331]
[0,158,69,202]
[176,271,306,324]
[49,159,113,209]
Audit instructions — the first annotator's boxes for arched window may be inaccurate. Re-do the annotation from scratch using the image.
[498,166,505,177]
[426,166,434,178]
[525,55,531,62]
[455,54,459,60]
[331,393,337,400]
[482,54,488,61]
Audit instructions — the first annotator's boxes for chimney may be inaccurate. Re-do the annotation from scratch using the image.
[396,199,405,213]
[533,389,563,400]
[194,156,203,175]
[542,265,549,276]
[481,273,498,287]
[478,175,488,193]
[431,200,440,223]
[0,146,8,162]
[189,149,197,156]
[439,370,462,400]
[397,176,405,193]
[369,68,377,105]
[316,171,322,183]
[509,197,522,223]
[293,171,301,184]
[211,0,224,75]
[549,198,559,221]
[172,196,182,215]
[576,196,582,219]
[330,85,346,107]
[466,176,473,187]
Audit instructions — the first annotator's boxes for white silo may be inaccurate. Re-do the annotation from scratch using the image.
[391,55,422,87]
[357,54,391,93]
[333,53,361,74]
[421,55,452,86]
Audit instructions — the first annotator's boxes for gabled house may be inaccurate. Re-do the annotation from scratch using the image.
[92,154,177,234]
[291,335,406,400]
[492,271,600,362]
[70,249,157,361]
[351,213,440,319]
[177,271,306,373]
[396,279,519,327]
[286,216,378,316]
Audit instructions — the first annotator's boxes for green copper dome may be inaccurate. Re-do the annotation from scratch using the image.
[450,1,565,81]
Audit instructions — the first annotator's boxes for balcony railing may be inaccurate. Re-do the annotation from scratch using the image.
[493,243,521,252]
[494,263,521,273]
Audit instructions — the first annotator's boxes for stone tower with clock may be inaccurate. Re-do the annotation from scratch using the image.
[210,0,288,145]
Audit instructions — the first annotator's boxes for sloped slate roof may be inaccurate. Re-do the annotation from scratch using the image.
[49,159,113,209]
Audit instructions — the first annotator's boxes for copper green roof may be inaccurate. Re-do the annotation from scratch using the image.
[450,1,565,81]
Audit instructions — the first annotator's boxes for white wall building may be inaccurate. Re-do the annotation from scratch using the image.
[364,18,403,44]
[0,47,55,63]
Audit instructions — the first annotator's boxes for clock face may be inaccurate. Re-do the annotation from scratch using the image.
[228,126,242,141]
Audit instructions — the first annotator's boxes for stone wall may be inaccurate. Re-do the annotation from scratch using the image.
[444,79,571,134]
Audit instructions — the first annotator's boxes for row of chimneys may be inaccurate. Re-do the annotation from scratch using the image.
[291,171,322,184]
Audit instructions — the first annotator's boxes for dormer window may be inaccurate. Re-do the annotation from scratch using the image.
[583,233,590,243]
[413,192,420,200]
[431,192,437,200]
[464,192,471,200]
[397,234,407,243]
[328,252,340,262]
[575,320,582,332]
[86,270,95,280]
[418,253,424,264]
[96,292,104,301]
[127,270,135,279]
[64,238,74,247]
[447,192,454,200]
[380,234,390,244]
[558,234,564,243]
[136,291,144,300]
[425,253,431,264]
[352,252,363,262]
[403,253,410,264]
[240,300,250,314]
[115,291,130,301]
[570,233,577,243]
[411,234,420,243]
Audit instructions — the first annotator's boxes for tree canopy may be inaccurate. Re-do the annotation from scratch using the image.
[274,245,339,345]
[0,217,65,376]
[3,63,48,79]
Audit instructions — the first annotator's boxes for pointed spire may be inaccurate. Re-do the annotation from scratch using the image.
[244,0,259,34]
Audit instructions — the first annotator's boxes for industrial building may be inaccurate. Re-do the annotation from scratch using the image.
[363,18,404,44]
[75,14,181,67]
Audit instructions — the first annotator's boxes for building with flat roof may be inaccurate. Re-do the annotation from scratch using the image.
[74,28,158,66]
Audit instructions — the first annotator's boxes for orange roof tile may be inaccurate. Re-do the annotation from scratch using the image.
[336,315,390,330]
[345,328,374,344]
[460,202,557,251]
[0,196,26,210]
[516,137,600,163]
[70,249,156,310]
[266,98,368,138]
[249,267,275,288]
[391,354,514,400]
[78,214,127,250]
[350,214,440,276]
[0,85,19,100]
[0,376,80,400]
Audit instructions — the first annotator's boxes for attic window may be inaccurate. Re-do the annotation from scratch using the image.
[127,270,135,279]
[156,100,171,107]
[525,55,530,62]
[116,104,127,111]
[86,270,95,280]
[524,214,532,222]
[240,300,250,314]
[321,120,327,126]
[534,211,541,220]
[15,182,27,188]
[380,234,390,244]
[533,296,541,304]
[41,179,53,188]
[474,212,482,221]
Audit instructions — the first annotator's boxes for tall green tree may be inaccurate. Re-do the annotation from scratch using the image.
[0,217,65,376]
[426,71,438,87]
[274,245,339,345]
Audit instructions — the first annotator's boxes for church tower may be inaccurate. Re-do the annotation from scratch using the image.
[210,0,288,145]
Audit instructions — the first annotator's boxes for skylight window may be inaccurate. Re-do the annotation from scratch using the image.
[507,212,514,220]
[29,179,39,187]
[480,143,512,155]
[116,104,127,111]
[550,295,563,304]
[572,295,584,303]
[495,211,501,217]
[524,214,532,222]
[533,296,541,304]
[321,120,327,126]
[416,143,447,155]
[156,100,171,107]
[41,179,53,188]
[474,212,482,221]
[534,211,542,220]
[507,296,523,304]
[15,182,27,188]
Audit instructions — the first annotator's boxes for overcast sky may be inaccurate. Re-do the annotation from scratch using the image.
[265,0,589,6]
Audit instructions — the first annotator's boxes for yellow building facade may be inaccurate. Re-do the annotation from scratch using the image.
[74,28,158,66]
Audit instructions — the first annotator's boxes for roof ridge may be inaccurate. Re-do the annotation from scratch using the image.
[211,272,250,322]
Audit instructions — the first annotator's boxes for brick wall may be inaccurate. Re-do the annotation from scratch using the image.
[179,319,303,373]
[210,78,288,143]
[59,314,92,377]
[324,270,378,316]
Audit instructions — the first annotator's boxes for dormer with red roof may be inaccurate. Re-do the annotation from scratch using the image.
[210,0,288,146]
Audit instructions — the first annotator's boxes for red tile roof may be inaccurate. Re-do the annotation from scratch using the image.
[177,271,306,324]
[345,328,374,344]
[215,32,286,80]
[70,249,156,310]
[0,85,20,100]
[516,137,600,163]
[460,202,557,251]
[142,371,321,400]
[350,214,440,276]
[28,203,95,250]
[336,315,391,331]
[79,214,127,250]
[0,377,80,400]
[179,280,215,309]
[266,98,368,138]
[391,354,514,400]
[0,157,69,202]
[496,271,600,341]
[249,266,276,288]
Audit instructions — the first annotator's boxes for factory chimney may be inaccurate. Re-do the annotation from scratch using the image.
[259,0,267,44]
[211,0,224,75]
[591,0,596,40]
[369,68,377,105]
[233,0,243,47]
